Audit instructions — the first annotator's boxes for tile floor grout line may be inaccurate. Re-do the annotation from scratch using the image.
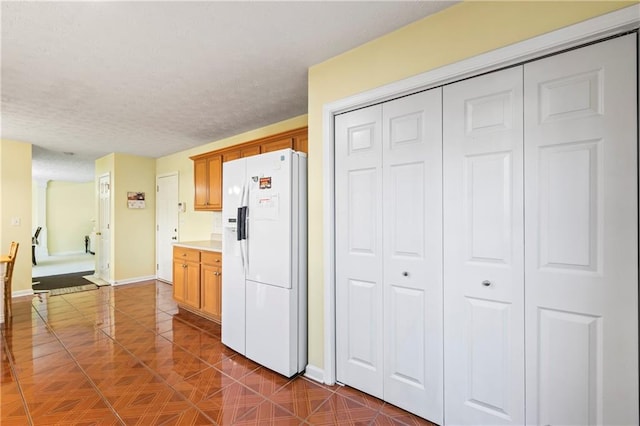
[30,297,128,426]
[1,327,35,426]
[62,285,226,424]
[5,281,435,425]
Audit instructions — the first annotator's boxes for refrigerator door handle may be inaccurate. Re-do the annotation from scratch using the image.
[237,207,248,241]
[244,210,249,273]
[244,183,250,273]
[236,207,243,241]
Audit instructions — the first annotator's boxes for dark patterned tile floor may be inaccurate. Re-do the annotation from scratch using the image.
[1,280,437,425]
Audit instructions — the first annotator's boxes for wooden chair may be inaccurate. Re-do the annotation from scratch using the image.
[4,241,19,319]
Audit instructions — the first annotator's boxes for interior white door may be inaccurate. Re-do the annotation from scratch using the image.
[524,34,638,426]
[98,174,111,282]
[443,66,525,425]
[335,104,384,398]
[336,90,444,422]
[382,89,443,423]
[156,174,178,283]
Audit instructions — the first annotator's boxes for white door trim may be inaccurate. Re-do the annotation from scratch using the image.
[156,172,179,283]
[321,4,639,385]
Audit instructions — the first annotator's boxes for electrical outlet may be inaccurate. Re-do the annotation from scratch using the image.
[11,217,21,226]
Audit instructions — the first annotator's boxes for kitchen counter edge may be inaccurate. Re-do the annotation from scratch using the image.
[173,240,222,252]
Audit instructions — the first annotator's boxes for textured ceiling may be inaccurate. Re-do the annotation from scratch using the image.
[1,1,456,183]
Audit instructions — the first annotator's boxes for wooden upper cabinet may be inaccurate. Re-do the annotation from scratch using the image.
[192,126,307,211]
[294,134,308,153]
[223,145,261,163]
[223,151,241,162]
[193,155,222,211]
[240,145,261,157]
[261,137,293,153]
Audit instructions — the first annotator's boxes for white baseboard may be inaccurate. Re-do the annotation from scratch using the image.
[48,250,87,256]
[304,364,325,384]
[13,289,34,298]
[112,275,156,286]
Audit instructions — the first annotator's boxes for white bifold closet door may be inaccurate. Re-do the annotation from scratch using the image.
[524,34,638,426]
[443,66,525,425]
[335,88,443,423]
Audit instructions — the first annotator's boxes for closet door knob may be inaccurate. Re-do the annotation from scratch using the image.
[482,280,492,287]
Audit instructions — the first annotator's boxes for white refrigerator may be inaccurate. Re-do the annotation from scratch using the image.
[221,148,307,377]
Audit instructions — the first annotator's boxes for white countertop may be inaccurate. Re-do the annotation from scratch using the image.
[173,240,222,252]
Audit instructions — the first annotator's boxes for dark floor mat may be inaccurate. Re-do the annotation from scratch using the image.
[32,270,95,291]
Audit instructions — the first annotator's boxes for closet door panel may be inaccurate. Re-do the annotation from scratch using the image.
[443,66,524,426]
[383,89,443,423]
[335,105,384,398]
[524,34,638,426]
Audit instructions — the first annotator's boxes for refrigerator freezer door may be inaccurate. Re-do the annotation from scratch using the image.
[245,151,293,289]
[222,157,247,354]
[245,279,298,377]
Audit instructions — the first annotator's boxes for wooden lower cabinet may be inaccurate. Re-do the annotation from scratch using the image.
[173,247,200,308]
[200,252,222,321]
[173,246,222,323]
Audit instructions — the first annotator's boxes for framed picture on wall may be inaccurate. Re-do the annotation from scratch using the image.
[127,192,145,209]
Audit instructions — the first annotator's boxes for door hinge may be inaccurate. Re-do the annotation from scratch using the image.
[157,185,159,192]
[157,264,159,270]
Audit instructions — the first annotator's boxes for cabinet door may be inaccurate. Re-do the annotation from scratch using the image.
[207,156,222,210]
[241,145,261,157]
[201,263,221,321]
[294,134,308,153]
[172,258,186,303]
[262,137,293,153]
[194,155,222,211]
[193,158,209,209]
[183,261,201,309]
[223,150,241,162]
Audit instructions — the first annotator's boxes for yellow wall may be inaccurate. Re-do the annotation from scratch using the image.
[95,153,156,283]
[156,114,308,242]
[113,154,156,281]
[46,181,94,255]
[0,139,32,294]
[306,1,634,369]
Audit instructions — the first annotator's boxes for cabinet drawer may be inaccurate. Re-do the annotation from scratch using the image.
[173,247,200,262]
[201,251,221,265]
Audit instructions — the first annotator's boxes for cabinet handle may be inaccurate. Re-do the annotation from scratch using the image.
[216,259,220,263]
[182,253,187,257]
